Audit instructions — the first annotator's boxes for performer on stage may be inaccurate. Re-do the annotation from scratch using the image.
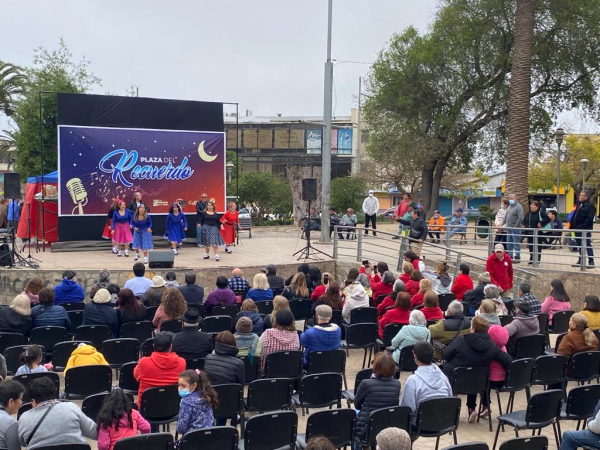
[103,197,120,253]
[111,201,133,257]
[132,204,153,264]
[201,201,224,261]
[196,192,208,248]
[164,203,188,255]
[220,201,242,254]
[128,191,150,213]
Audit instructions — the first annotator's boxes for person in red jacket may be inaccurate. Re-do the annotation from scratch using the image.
[377,280,407,317]
[399,261,414,285]
[133,331,186,408]
[410,278,432,309]
[378,292,412,339]
[406,271,423,296]
[451,264,474,300]
[371,271,395,305]
[485,244,514,294]
[421,291,444,322]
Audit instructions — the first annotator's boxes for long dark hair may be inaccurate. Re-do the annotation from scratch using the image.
[320,282,342,310]
[116,288,143,314]
[97,389,133,430]
[308,267,322,287]
[19,345,43,368]
[550,279,570,302]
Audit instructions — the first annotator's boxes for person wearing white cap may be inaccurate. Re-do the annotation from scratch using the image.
[362,190,379,236]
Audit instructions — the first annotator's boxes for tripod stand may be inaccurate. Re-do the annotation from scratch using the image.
[23,201,41,264]
[293,201,332,261]
[8,224,39,269]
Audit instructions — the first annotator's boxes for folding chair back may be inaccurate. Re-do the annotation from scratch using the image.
[255,301,273,315]
[242,411,297,450]
[67,311,84,330]
[0,332,25,354]
[415,397,462,437]
[118,361,139,394]
[524,390,564,425]
[145,306,158,323]
[74,325,111,349]
[160,319,182,334]
[349,307,378,324]
[514,335,546,359]
[139,385,180,427]
[570,351,600,383]
[381,323,403,347]
[13,372,60,402]
[551,311,574,333]
[61,303,85,311]
[306,349,346,376]
[212,305,238,320]
[246,378,293,412]
[289,299,313,321]
[438,294,456,312]
[101,339,140,368]
[119,321,153,343]
[52,341,93,372]
[398,345,418,372]
[362,405,412,447]
[504,358,535,390]
[296,373,342,409]
[179,427,238,450]
[200,316,232,333]
[64,364,112,399]
[532,355,567,387]
[451,366,489,396]
[113,433,174,450]
[302,409,356,448]
[30,327,68,354]
[498,436,548,450]
[264,350,303,379]
[563,384,600,420]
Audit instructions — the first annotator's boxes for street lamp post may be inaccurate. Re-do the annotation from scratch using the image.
[226,161,234,184]
[554,128,565,212]
[581,158,590,191]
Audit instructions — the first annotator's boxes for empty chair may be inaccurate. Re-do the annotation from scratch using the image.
[342,368,372,407]
[161,319,183,333]
[75,325,111,348]
[560,384,600,429]
[67,310,84,330]
[412,397,462,450]
[13,372,60,402]
[245,378,293,414]
[101,339,140,370]
[355,405,412,450]
[213,383,245,435]
[568,351,600,385]
[213,305,238,320]
[185,358,205,371]
[141,338,154,357]
[289,299,313,321]
[341,323,378,369]
[64,364,112,399]
[498,436,548,450]
[119,362,139,395]
[443,444,489,450]
[550,310,574,333]
[494,358,535,415]
[60,302,85,311]
[451,366,492,431]
[52,341,92,372]
[263,350,303,380]
[119,321,153,343]
[201,316,232,333]
[81,392,108,422]
[492,390,563,450]
[242,357,259,384]
[114,433,174,450]
[255,301,273,315]
[4,345,44,375]
[0,332,25,354]
[513,335,546,359]
[179,426,238,450]
[438,293,456,312]
[296,409,356,449]
[398,345,418,373]
[305,350,347,389]
[145,306,159,323]
[349,307,378,324]
[30,327,68,356]
[292,373,342,416]
[139,385,180,432]
[240,411,297,450]
[532,354,567,390]
[537,313,550,334]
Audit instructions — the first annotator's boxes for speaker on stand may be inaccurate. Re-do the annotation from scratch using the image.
[294,178,331,261]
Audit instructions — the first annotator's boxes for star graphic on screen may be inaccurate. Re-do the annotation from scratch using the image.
[78,153,82,156]
[112,144,115,148]
[193,142,196,145]
[154,140,157,143]
[82,136,85,139]
[73,163,77,167]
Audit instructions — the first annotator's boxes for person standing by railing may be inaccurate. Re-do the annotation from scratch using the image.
[502,193,524,263]
[494,199,509,245]
[397,210,428,256]
[523,201,550,265]
[569,190,596,268]
[362,190,379,236]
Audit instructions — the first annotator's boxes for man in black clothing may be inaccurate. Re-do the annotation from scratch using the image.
[196,193,208,247]
[128,191,150,213]
[265,264,284,293]
[172,308,212,361]
[177,272,204,306]
[570,190,596,268]
[397,210,428,256]
[328,208,340,238]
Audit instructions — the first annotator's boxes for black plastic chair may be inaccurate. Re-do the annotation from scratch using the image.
[213,383,245,435]
[498,436,548,450]
[145,306,159,323]
[0,332,25,354]
[494,358,535,415]
[443,444,489,450]
[256,301,273,315]
[30,327,68,356]
[551,332,567,354]
[342,368,372,407]
[532,355,567,390]
[398,345,418,374]
[291,372,342,416]
[264,350,303,380]
[160,319,183,333]
[75,325,111,349]
[141,337,154,357]
[139,385,180,431]
[377,323,403,349]
[119,321,153,343]
[34,445,90,450]
[81,392,108,422]
[499,315,514,327]
[438,293,456,312]
[296,409,356,449]
[491,390,563,450]
[67,310,84,330]
[180,426,239,450]
[187,304,205,319]
[60,302,85,312]
[537,314,550,334]
[569,351,600,385]
[186,357,206,371]
[242,357,259,384]
[349,307,378,324]
[306,349,347,389]
[559,384,600,430]
[213,305,238,320]
[113,433,174,450]
[245,378,293,414]
[201,315,232,333]
[13,372,60,402]
[52,341,92,372]
[513,335,546,359]
[412,397,462,450]
[451,366,492,431]
[550,310,574,333]
[119,361,139,395]
[341,323,378,369]
[4,345,45,375]
[101,338,140,370]
[289,299,313,321]
[17,401,32,420]
[64,364,112,399]
[356,405,412,449]
[240,411,298,450]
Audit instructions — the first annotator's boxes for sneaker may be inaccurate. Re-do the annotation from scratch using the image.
[134,254,140,261]
[479,407,490,419]
[117,251,122,257]
[225,247,232,254]
[143,257,148,264]
[468,409,477,423]
[203,254,210,259]
[112,248,118,254]
[215,255,220,261]
[174,250,178,256]
[124,250,129,257]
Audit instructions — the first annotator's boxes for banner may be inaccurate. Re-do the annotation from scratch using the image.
[58,125,226,216]
[307,129,322,154]
[337,129,353,155]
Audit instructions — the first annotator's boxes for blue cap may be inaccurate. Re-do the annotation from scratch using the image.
[456,208,464,212]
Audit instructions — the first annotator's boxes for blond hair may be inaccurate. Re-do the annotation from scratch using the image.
[269,295,290,327]
[479,299,496,315]
[571,313,597,347]
[290,273,309,298]
[402,261,414,275]
[10,294,31,316]
[419,278,433,292]
[253,273,270,290]
[241,299,258,312]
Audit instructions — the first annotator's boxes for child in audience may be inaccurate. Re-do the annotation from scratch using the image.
[97,388,151,450]
[176,369,219,436]
[15,345,51,375]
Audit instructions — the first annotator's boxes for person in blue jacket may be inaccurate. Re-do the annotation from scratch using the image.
[132,204,153,264]
[448,208,468,238]
[299,304,341,367]
[164,203,188,256]
[31,288,71,330]
[54,270,85,304]
[83,288,119,338]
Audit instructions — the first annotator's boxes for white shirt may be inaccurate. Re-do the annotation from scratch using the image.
[362,196,379,216]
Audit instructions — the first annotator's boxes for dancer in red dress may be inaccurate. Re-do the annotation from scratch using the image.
[220,202,242,254]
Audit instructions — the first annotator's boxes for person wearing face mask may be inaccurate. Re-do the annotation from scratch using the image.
[176,369,218,437]
[494,198,510,245]
[428,210,445,244]
[502,193,524,263]
[362,190,379,236]
[522,200,550,265]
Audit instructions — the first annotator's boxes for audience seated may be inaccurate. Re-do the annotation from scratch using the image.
[311,272,331,302]
[152,288,187,332]
[362,261,389,286]
[265,264,284,292]
[482,325,510,418]
[399,261,413,285]
[263,295,290,330]
[89,269,112,300]
[31,288,71,330]
[228,268,251,296]
[259,310,299,372]
[376,427,411,450]
[0,294,31,336]
[505,298,540,351]
[377,280,406,318]
[247,273,274,302]
[451,264,473,300]
[515,282,541,315]
[18,377,97,449]
[410,278,432,309]
[355,274,373,298]
[442,316,512,422]
[204,331,245,385]
[557,313,599,374]
[143,276,168,307]
[300,305,341,367]
[116,288,146,325]
[0,380,24,450]
[476,300,500,325]
[233,300,263,334]
[342,284,369,324]
[285,263,310,286]
[53,270,85,304]
[541,279,571,325]
[483,284,508,315]
[124,263,153,299]
[391,310,430,362]
[400,341,452,424]
[378,292,411,339]
[282,273,310,301]
[464,272,491,316]
[427,261,453,295]
[177,369,218,437]
[165,271,179,287]
[173,308,213,361]
[307,267,322,292]
[581,295,600,331]
[97,388,150,450]
[421,291,444,322]
[371,271,395,305]
[429,300,471,360]
[405,270,423,296]
[83,288,119,338]
[178,272,205,306]
[310,281,342,318]
[234,317,262,361]
[16,345,50,376]
[204,276,237,315]
[22,277,44,306]
[560,398,600,450]
[134,331,186,407]
[64,343,109,373]
[354,352,400,443]
[342,268,360,299]
[404,250,426,272]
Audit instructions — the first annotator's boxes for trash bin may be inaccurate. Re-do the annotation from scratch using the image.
[475,217,492,239]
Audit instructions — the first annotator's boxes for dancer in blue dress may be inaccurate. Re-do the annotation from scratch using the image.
[132,204,153,264]
[111,201,133,257]
[164,203,188,255]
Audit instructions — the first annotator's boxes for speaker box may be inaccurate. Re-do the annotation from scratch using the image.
[148,251,174,269]
[0,244,13,267]
[4,173,21,199]
[302,178,317,201]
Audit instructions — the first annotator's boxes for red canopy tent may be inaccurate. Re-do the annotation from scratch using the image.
[17,171,59,244]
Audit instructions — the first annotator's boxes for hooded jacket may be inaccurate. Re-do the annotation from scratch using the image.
[401,364,453,424]
[300,323,341,366]
[204,342,245,385]
[464,283,489,311]
[176,391,214,436]
[53,279,85,304]
[204,288,237,315]
[488,325,509,382]
[488,297,509,316]
[0,307,31,336]
[64,344,109,373]
[505,315,540,353]
[83,302,119,338]
[442,332,512,379]
[378,308,411,339]
[31,304,71,330]
[342,285,369,323]
[355,377,400,440]
[234,311,264,334]
[391,324,431,363]
[451,274,474,300]
[485,253,513,292]
[133,351,186,406]
[432,274,453,295]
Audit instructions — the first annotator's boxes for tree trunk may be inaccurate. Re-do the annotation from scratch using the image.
[286,165,322,227]
[421,166,434,213]
[429,157,448,218]
[505,0,536,207]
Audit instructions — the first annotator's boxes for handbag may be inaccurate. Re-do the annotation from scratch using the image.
[432,327,462,361]
[539,212,552,230]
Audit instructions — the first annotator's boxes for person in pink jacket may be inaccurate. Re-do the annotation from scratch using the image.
[97,389,151,450]
[540,279,571,325]
[478,324,509,419]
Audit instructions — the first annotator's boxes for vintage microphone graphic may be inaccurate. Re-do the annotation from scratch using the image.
[66,178,88,215]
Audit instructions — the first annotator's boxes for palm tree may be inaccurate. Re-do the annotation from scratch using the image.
[505,0,536,206]
[0,61,27,117]
[0,129,17,171]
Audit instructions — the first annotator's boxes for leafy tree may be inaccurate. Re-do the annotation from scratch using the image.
[330,176,366,213]
[226,150,241,198]
[12,39,101,178]
[0,62,27,117]
[238,171,292,223]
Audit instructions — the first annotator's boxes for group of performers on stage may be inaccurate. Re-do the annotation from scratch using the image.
[102,191,241,263]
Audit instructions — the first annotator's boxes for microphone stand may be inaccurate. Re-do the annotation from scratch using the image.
[8,200,38,269]
[25,202,41,263]
[293,200,332,261]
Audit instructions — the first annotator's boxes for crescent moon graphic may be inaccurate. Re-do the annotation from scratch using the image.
[198,141,217,162]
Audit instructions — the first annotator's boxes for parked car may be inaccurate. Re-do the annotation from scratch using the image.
[238,208,251,219]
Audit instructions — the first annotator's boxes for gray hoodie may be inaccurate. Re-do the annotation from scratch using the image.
[401,364,453,424]
[505,315,540,342]
[502,201,524,228]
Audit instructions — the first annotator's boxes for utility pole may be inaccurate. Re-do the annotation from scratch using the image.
[320,0,333,243]
[355,76,362,174]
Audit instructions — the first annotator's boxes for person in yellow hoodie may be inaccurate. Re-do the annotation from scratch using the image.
[64,343,109,373]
